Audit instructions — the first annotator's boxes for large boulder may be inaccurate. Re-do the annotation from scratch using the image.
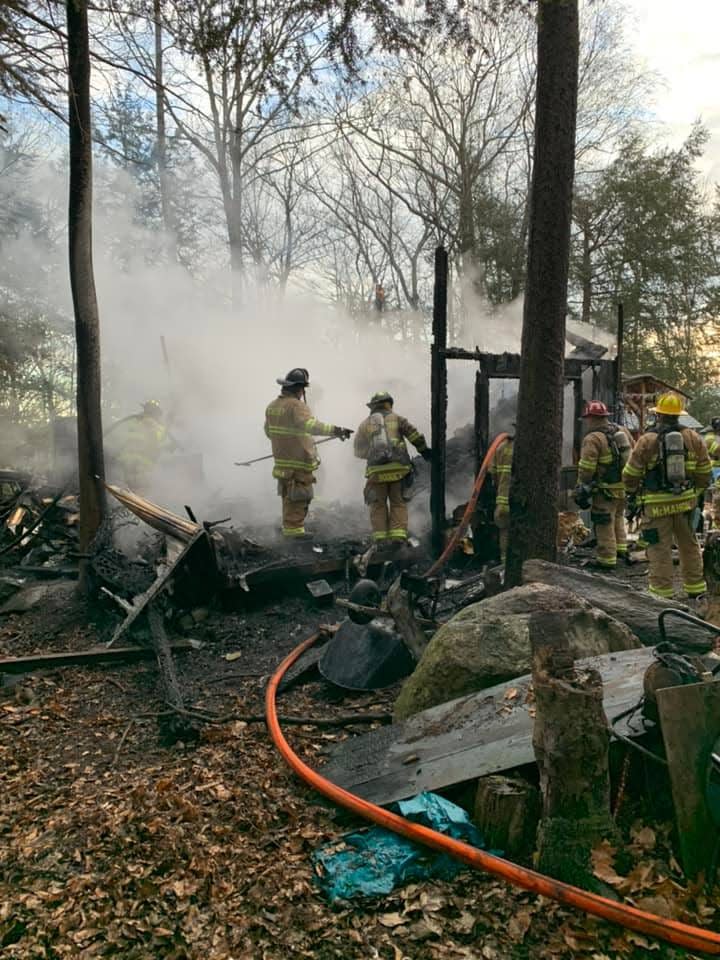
[394,582,639,720]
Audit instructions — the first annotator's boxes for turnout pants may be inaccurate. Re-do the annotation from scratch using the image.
[365,480,407,542]
[641,511,706,599]
[277,472,314,537]
[494,508,509,562]
[591,495,628,567]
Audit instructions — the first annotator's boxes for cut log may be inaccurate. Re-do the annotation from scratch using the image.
[531,610,616,886]
[523,558,717,649]
[473,775,540,859]
[386,576,430,661]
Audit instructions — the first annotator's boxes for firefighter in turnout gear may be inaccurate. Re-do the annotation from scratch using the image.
[354,391,431,543]
[264,369,353,538]
[622,392,711,603]
[574,401,634,569]
[701,418,720,528]
[108,400,175,492]
[489,432,513,563]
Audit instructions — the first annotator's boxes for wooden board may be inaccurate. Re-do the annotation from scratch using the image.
[656,680,720,879]
[0,642,193,674]
[321,647,655,806]
[523,559,718,649]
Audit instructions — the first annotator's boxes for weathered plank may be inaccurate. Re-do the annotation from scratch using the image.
[523,559,718,648]
[0,641,193,674]
[657,680,720,879]
[321,647,654,806]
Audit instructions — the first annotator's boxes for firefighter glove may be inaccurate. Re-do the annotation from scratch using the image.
[421,448,433,462]
[573,483,592,510]
[625,494,638,520]
[333,426,354,441]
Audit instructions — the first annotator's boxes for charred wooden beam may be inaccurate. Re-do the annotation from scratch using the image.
[431,246,449,559]
[614,302,624,419]
[474,362,490,473]
[0,641,193,674]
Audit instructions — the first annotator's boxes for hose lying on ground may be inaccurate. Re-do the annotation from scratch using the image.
[425,431,509,577]
[266,632,720,956]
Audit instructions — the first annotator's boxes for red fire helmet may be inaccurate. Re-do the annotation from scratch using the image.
[581,400,610,418]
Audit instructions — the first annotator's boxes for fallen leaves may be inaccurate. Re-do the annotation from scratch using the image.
[3,601,720,960]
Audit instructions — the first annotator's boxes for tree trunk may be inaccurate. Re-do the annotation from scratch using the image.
[531,611,615,886]
[505,0,579,588]
[67,0,106,589]
[153,0,176,260]
[228,45,244,303]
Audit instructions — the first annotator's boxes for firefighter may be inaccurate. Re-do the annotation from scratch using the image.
[573,401,634,570]
[264,368,352,538]
[489,431,513,563]
[622,392,711,606]
[354,391,431,543]
[701,419,720,528]
[108,400,175,492]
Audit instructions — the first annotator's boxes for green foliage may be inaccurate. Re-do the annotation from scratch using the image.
[570,125,720,401]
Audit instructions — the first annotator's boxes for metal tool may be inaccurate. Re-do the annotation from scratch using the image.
[234,435,337,467]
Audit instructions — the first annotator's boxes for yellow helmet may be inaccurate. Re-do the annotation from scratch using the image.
[655,393,686,417]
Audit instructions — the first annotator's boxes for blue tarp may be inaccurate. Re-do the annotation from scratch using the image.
[313,792,485,901]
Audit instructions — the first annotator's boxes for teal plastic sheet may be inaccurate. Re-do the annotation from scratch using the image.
[313,792,485,901]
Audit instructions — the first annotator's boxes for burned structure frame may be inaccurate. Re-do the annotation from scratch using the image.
[430,247,623,556]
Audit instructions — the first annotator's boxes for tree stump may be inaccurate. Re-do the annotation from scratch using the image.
[531,611,615,886]
[474,775,540,859]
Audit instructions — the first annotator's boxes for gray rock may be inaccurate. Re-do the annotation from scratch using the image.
[394,582,639,720]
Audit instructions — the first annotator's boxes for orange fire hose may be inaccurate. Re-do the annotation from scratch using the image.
[266,633,720,955]
[425,431,510,577]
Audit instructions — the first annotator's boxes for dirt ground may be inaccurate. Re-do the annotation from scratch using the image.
[1,576,718,959]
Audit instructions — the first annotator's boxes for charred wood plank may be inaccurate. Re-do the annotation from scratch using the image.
[105,483,199,541]
[431,246,449,558]
[0,641,193,674]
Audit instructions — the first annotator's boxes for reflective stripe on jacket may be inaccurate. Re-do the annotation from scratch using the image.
[354,411,427,482]
[706,434,720,487]
[264,395,335,480]
[490,438,513,513]
[623,427,711,518]
[578,427,633,500]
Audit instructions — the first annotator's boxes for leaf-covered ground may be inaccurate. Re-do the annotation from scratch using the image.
[0,592,718,959]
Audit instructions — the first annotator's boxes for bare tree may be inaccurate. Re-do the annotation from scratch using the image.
[335,7,534,280]
[67,0,106,584]
[505,0,580,587]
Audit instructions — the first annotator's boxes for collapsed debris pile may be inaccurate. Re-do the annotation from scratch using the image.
[0,470,80,581]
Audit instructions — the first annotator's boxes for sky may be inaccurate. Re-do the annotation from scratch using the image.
[624,0,720,183]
